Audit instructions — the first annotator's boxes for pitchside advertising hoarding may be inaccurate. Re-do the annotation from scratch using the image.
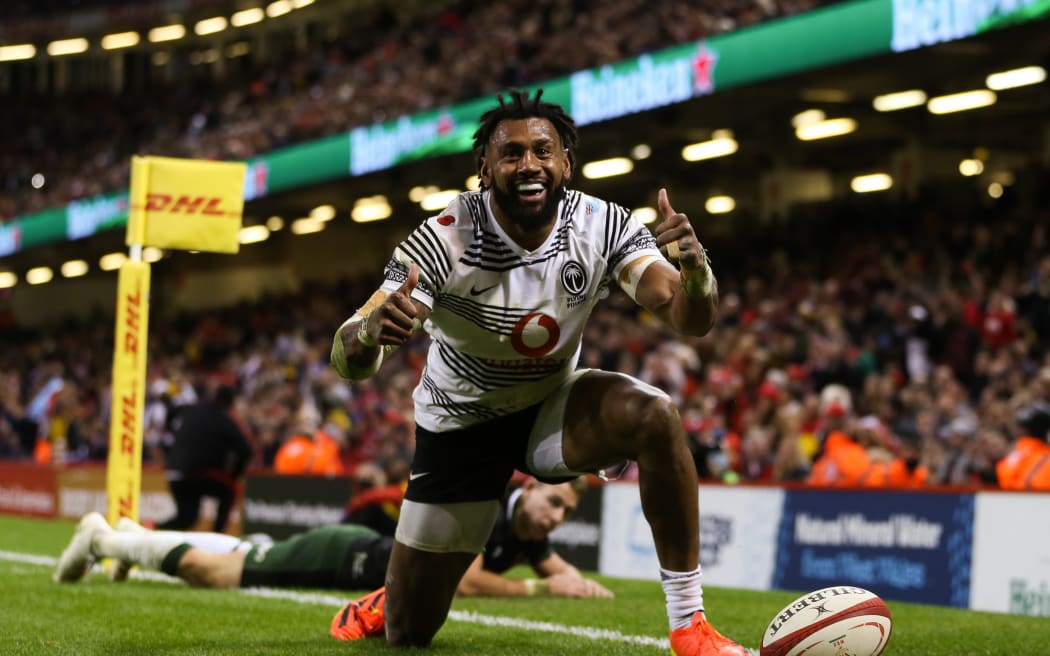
[0,462,56,517]
[971,492,1050,617]
[241,474,351,539]
[547,483,602,572]
[56,466,181,526]
[773,490,974,607]
[598,483,783,589]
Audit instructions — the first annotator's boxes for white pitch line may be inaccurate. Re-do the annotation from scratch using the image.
[0,550,56,567]
[2,549,671,650]
[451,610,669,649]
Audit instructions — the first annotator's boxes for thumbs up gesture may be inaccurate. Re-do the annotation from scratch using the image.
[653,188,706,270]
[362,264,421,347]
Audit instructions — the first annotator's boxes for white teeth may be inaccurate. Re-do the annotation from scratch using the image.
[517,183,544,192]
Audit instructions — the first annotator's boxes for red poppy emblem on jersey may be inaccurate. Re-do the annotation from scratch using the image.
[510,312,560,358]
[436,215,455,226]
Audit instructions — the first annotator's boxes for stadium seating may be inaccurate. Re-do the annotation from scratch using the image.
[0,0,819,221]
[2,0,1048,494]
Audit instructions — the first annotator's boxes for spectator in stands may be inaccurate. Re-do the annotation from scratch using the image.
[807,424,869,487]
[0,371,37,457]
[272,409,348,476]
[968,426,1010,486]
[996,401,1050,490]
[158,384,252,533]
[932,416,979,486]
[806,386,879,486]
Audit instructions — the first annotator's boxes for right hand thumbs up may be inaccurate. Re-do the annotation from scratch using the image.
[373,264,420,345]
[398,264,419,296]
[359,264,422,348]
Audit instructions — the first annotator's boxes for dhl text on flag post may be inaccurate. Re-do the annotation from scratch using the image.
[105,260,150,524]
[127,155,247,253]
[106,156,246,529]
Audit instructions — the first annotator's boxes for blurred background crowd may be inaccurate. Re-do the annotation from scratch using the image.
[2,181,1048,490]
[0,0,818,221]
[2,0,1048,493]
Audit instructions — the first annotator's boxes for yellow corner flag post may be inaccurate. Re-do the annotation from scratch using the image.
[105,254,150,524]
[105,155,246,530]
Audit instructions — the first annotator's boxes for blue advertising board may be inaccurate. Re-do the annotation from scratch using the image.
[773,490,973,607]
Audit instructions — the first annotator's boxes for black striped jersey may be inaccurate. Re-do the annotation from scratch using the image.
[379,189,662,432]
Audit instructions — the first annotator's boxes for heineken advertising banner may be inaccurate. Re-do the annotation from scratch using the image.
[5,0,1047,253]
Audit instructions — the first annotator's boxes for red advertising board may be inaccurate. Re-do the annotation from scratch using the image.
[0,461,57,517]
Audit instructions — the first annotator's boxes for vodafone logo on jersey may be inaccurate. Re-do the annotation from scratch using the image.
[510,312,560,358]
[436,215,455,226]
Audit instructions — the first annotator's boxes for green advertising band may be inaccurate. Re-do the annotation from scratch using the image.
[3,0,1045,256]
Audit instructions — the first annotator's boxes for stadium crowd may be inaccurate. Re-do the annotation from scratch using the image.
[0,0,819,221]
[2,0,1048,493]
[2,176,1048,490]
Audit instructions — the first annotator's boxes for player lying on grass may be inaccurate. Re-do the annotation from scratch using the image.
[54,476,612,599]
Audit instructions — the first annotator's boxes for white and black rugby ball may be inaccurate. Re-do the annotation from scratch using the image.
[760,586,892,656]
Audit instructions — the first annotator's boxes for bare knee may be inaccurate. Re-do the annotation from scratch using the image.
[176,550,241,588]
[563,372,683,469]
[628,391,682,455]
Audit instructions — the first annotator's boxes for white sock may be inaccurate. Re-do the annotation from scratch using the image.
[94,531,242,570]
[661,566,704,631]
[175,532,245,553]
[94,531,187,571]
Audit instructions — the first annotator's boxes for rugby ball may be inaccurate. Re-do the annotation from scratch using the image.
[760,586,892,656]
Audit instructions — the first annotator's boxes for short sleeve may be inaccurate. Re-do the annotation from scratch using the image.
[379,220,453,309]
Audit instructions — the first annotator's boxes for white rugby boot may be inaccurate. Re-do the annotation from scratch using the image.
[53,512,110,583]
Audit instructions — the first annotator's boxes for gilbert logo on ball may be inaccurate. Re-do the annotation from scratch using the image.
[760,586,892,656]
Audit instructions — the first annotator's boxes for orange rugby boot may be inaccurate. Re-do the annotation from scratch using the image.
[330,587,387,640]
[669,611,752,656]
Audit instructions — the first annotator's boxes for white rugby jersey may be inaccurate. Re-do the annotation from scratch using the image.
[378,189,663,432]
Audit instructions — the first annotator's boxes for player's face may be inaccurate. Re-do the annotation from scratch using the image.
[517,481,579,540]
[481,117,571,231]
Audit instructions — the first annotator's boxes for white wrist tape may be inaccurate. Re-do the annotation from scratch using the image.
[331,313,385,380]
[681,261,715,298]
[356,315,378,347]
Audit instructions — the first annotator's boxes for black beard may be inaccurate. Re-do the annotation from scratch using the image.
[491,181,566,232]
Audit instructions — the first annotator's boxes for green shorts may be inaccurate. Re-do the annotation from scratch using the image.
[240,524,392,591]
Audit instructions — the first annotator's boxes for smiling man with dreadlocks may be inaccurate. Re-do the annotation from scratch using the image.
[330,88,743,655]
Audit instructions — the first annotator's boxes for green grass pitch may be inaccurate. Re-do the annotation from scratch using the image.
[2,514,1047,655]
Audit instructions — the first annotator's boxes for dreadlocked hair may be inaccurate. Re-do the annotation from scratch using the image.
[472,88,578,188]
